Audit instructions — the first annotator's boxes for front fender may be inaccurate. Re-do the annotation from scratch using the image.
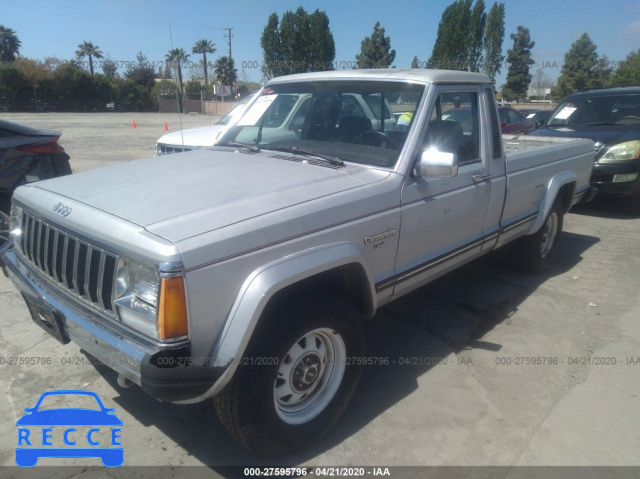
[527,171,576,234]
[200,241,375,398]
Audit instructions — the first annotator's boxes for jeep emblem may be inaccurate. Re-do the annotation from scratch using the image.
[53,202,72,217]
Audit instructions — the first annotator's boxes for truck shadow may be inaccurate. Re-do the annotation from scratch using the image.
[571,195,637,220]
[98,229,599,469]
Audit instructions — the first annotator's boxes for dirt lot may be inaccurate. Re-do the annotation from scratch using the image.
[0,113,639,476]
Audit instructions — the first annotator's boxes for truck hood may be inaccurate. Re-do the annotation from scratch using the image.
[156,124,227,147]
[30,148,369,242]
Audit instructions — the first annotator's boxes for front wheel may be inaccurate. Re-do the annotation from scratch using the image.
[214,294,364,456]
[511,200,564,273]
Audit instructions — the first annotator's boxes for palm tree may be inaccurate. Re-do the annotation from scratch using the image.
[192,39,216,85]
[165,48,190,93]
[214,56,238,95]
[76,41,103,74]
[0,26,21,62]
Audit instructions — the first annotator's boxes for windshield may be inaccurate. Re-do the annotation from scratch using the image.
[218,80,425,168]
[547,93,640,127]
[216,94,254,126]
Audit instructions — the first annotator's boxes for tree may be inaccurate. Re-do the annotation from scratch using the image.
[0,64,30,109]
[428,0,486,71]
[609,49,640,86]
[214,56,238,94]
[356,22,396,69]
[411,55,421,68]
[261,13,283,79]
[552,33,607,101]
[125,52,156,92]
[0,26,21,62]
[102,56,118,78]
[467,0,487,72]
[308,9,336,72]
[192,39,216,85]
[483,2,505,82]
[501,26,535,102]
[76,41,103,74]
[260,8,335,79]
[165,48,190,93]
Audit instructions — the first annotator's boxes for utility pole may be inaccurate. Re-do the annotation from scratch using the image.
[223,27,233,60]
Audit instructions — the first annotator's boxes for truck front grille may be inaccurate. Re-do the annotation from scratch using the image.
[20,212,118,315]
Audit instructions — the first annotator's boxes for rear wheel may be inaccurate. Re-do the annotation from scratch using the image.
[214,294,364,456]
[512,200,564,273]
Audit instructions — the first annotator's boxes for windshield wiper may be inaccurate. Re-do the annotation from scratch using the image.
[217,141,260,153]
[266,146,344,166]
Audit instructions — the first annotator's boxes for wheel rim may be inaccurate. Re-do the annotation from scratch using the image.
[274,327,346,425]
[0,211,10,251]
[540,211,558,258]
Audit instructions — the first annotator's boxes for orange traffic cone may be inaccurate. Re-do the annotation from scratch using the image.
[163,122,168,131]
[132,120,137,128]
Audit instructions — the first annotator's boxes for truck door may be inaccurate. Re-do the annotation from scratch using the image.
[391,87,493,296]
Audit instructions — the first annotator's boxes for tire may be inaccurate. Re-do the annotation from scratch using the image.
[51,154,73,176]
[512,200,564,273]
[0,194,10,215]
[214,294,364,456]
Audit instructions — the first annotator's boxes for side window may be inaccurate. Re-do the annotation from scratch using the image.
[508,109,523,124]
[425,91,480,164]
[338,95,366,120]
[263,95,298,128]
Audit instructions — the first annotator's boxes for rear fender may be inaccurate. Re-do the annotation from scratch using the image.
[527,171,576,234]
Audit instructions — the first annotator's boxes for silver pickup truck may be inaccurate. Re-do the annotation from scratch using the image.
[1,70,595,456]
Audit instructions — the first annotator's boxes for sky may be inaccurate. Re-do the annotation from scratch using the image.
[2,0,640,88]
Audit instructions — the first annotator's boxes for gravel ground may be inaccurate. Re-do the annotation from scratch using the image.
[1,112,222,172]
[0,113,639,477]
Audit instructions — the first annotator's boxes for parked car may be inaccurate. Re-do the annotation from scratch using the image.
[498,107,536,134]
[0,120,72,250]
[525,109,553,129]
[1,69,594,456]
[154,94,256,155]
[529,86,640,214]
[443,106,535,134]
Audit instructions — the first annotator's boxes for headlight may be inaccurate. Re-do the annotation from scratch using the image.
[114,258,188,341]
[9,204,23,253]
[598,140,640,163]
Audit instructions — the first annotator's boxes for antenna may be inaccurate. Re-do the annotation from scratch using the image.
[169,22,184,146]
[223,27,233,60]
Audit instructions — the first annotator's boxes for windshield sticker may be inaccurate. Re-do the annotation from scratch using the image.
[555,106,577,120]
[238,95,278,126]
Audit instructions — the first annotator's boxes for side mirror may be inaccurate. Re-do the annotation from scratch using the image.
[414,149,458,178]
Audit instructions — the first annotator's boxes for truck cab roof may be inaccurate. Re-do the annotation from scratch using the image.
[268,69,492,86]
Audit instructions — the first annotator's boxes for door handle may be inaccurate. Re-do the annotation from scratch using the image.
[472,172,491,182]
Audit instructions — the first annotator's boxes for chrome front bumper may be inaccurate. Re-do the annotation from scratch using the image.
[1,249,225,402]
[1,248,152,385]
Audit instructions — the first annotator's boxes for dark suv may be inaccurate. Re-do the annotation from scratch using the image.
[530,87,640,214]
